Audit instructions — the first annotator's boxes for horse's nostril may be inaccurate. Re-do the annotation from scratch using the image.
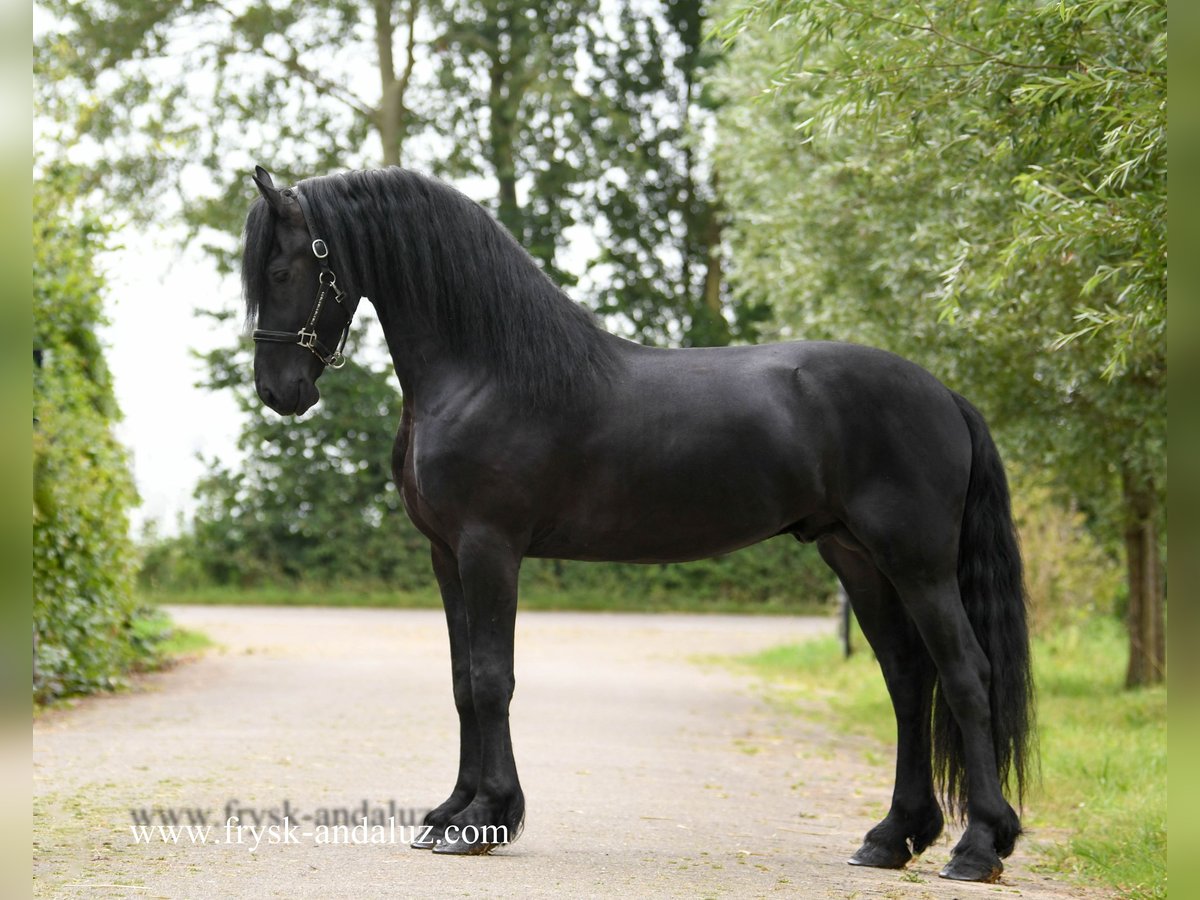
[259,383,277,408]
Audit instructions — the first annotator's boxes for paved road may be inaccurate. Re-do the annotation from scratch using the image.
[33,607,1107,898]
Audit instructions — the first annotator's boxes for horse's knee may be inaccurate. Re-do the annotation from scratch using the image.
[469,661,514,710]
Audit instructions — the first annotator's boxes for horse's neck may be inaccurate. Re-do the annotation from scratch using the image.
[370,290,622,416]
[372,299,475,408]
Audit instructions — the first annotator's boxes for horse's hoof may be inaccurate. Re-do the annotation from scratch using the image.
[848,840,911,869]
[939,850,1003,883]
[431,833,499,856]
[410,828,440,850]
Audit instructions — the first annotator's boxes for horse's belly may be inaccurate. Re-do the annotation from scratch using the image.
[528,463,816,564]
[527,527,785,565]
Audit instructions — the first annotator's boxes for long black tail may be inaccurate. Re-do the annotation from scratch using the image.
[934,393,1036,819]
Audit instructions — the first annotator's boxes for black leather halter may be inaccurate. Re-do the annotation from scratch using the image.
[252,187,353,369]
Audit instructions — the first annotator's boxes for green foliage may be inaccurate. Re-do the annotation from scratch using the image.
[523,536,837,611]
[426,0,763,344]
[735,615,1166,898]
[36,0,389,263]
[712,0,1166,641]
[128,609,214,666]
[584,0,770,346]
[38,1,759,343]
[140,547,837,614]
[714,0,1165,422]
[428,0,595,282]
[33,168,143,703]
[737,0,1160,424]
[138,327,429,591]
[1010,468,1124,633]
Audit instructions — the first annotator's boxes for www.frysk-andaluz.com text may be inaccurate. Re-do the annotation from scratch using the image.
[127,800,506,851]
[130,817,508,851]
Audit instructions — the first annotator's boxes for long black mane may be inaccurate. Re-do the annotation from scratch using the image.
[243,167,618,408]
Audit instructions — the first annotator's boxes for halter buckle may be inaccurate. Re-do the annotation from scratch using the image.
[312,239,329,259]
[297,329,318,350]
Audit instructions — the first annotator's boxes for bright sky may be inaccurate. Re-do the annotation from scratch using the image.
[98,230,243,538]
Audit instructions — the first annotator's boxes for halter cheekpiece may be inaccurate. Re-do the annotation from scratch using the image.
[252,187,353,370]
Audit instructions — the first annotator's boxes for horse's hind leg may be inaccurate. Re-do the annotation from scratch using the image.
[817,537,943,869]
[889,571,1020,882]
[413,541,481,849]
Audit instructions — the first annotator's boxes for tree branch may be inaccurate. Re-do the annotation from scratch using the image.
[210,0,376,121]
[396,0,420,100]
[834,0,1076,72]
[264,47,377,121]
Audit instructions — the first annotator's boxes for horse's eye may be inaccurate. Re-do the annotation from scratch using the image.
[270,268,291,284]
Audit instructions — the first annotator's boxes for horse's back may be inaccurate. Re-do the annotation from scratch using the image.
[517,339,971,563]
[614,339,968,469]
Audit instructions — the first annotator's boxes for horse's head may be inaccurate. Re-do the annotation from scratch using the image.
[244,165,354,416]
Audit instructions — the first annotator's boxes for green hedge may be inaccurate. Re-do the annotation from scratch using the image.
[33,169,143,703]
[140,524,840,613]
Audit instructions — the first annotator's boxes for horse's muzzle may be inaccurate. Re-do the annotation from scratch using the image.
[257,377,319,417]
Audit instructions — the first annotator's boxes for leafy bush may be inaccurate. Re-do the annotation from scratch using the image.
[520,540,837,610]
[139,526,839,613]
[33,168,143,703]
[1010,470,1124,634]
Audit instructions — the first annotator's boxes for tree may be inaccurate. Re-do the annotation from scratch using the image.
[38,0,753,337]
[714,0,1166,685]
[585,0,770,346]
[427,0,597,282]
[37,0,427,258]
[170,325,432,589]
[33,166,141,702]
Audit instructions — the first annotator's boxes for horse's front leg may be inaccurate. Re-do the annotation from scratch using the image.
[432,532,524,855]
[413,542,480,849]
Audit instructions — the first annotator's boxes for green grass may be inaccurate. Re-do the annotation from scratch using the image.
[140,583,830,616]
[129,609,214,668]
[734,616,1166,899]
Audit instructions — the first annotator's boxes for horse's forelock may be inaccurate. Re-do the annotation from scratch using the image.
[241,196,274,331]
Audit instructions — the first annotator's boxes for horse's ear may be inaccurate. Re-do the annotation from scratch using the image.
[253,165,275,191]
[252,165,287,215]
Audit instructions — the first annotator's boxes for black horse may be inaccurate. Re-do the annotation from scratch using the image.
[243,165,1034,883]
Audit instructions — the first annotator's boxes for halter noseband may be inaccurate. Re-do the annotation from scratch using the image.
[252,187,353,370]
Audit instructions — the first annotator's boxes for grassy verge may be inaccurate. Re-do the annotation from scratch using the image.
[141,583,830,616]
[129,608,214,669]
[733,616,1166,899]
[34,611,213,714]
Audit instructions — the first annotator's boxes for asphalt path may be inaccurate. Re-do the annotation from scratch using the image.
[33,606,1109,898]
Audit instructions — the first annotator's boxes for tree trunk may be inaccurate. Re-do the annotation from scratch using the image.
[374,0,419,167]
[374,0,400,167]
[489,64,523,244]
[1122,467,1165,687]
[701,205,722,318]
